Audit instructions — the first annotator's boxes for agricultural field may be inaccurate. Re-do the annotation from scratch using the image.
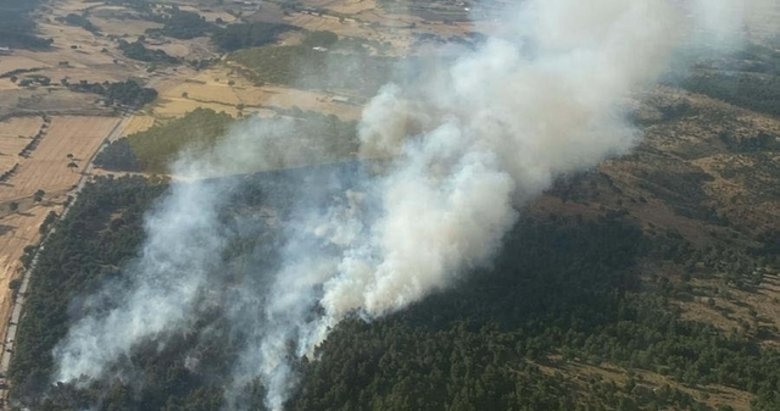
[0,116,43,172]
[151,66,361,120]
[265,0,482,54]
[120,114,156,136]
[0,88,109,120]
[0,116,119,201]
[89,16,162,37]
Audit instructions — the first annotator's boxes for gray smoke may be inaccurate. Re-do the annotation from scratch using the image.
[51,0,776,409]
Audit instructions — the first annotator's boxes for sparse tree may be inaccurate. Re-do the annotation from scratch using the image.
[9,202,18,213]
[33,189,45,202]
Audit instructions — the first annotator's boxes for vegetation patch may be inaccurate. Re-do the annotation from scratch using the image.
[96,107,357,174]
[56,13,100,34]
[93,138,141,172]
[0,0,52,49]
[211,22,297,52]
[107,108,232,173]
[118,40,180,64]
[229,42,399,94]
[147,7,214,40]
[67,79,158,108]
[676,44,780,117]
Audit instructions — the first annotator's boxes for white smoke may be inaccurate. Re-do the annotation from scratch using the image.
[51,0,776,409]
[53,178,230,382]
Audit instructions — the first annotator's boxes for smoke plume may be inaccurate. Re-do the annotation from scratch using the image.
[51,0,775,409]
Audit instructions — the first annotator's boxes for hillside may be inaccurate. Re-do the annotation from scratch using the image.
[8,81,780,410]
[1,0,778,410]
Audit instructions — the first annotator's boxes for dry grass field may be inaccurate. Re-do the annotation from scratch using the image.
[0,25,134,85]
[121,115,157,136]
[178,5,238,24]
[277,0,478,54]
[678,272,780,349]
[0,117,42,140]
[0,88,110,120]
[90,17,163,38]
[0,116,119,202]
[152,65,361,120]
[0,116,44,173]
[146,36,215,61]
[535,359,755,411]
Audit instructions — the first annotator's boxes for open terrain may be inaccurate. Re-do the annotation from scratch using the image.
[1,116,119,202]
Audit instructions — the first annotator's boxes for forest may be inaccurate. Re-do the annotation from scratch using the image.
[95,108,234,173]
[94,108,357,174]
[8,163,780,410]
[675,43,780,116]
[68,80,158,108]
[148,7,214,40]
[210,22,297,52]
[118,40,180,64]
[57,13,100,34]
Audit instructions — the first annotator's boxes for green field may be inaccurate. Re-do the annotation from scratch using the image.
[95,108,358,174]
[229,31,400,95]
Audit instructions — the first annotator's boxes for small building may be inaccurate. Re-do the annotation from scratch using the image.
[331,95,350,104]
[0,47,11,55]
[312,46,328,52]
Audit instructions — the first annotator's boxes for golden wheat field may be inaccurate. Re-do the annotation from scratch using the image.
[0,117,43,173]
[1,116,118,201]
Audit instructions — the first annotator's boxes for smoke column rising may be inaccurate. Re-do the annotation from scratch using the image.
[51,0,776,409]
